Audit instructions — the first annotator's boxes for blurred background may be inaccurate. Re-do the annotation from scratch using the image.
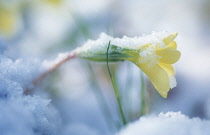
[1,0,210,134]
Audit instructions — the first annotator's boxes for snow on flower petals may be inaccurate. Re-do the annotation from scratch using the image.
[76,31,169,64]
[76,31,181,98]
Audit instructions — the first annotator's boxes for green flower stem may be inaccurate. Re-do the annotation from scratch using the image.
[107,41,127,126]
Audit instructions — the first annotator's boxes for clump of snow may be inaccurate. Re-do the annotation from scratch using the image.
[0,56,41,90]
[0,55,61,135]
[0,96,60,135]
[0,56,41,97]
[117,112,210,135]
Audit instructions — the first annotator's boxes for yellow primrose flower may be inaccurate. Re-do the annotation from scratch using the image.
[76,32,181,98]
[127,33,180,98]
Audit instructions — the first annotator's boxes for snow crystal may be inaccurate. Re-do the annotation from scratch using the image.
[117,112,210,135]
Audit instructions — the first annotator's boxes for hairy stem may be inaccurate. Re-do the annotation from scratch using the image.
[24,51,76,94]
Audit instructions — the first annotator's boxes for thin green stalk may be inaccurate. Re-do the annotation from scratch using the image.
[106,41,127,126]
[140,71,147,116]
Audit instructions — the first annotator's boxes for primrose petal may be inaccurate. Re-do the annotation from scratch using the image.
[163,32,178,45]
[156,47,181,64]
[134,62,170,98]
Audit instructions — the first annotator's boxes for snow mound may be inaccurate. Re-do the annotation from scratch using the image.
[0,55,61,135]
[117,112,210,135]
